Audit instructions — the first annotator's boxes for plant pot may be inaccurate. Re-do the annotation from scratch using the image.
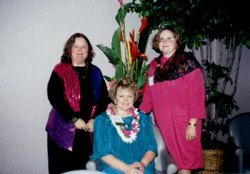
[199,149,224,174]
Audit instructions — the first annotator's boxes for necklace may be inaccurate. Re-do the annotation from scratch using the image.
[107,104,140,143]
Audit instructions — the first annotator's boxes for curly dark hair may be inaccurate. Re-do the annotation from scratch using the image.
[61,33,95,64]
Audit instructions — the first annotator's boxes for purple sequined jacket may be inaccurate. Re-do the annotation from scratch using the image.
[46,63,106,151]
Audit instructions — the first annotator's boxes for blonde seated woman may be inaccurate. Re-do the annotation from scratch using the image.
[91,78,157,174]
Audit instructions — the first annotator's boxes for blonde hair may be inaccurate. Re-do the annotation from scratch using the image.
[109,78,141,102]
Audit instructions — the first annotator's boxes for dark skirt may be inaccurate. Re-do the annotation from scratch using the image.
[47,129,92,174]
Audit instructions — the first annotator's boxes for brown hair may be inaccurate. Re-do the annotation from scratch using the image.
[109,78,141,103]
[61,33,95,64]
[152,27,181,53]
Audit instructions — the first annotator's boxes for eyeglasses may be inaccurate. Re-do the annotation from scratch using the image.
[72,45,88,51]
[159,37,175,43]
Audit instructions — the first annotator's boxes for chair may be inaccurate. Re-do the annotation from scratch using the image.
[229,112,250,173]
[61,169,105,174]
[86,124,177,174]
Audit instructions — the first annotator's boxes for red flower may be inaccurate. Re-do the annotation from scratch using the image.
[140,54,148,61]
[118,0,124,7]
[129,42,139,61]
[129,30,148,62]
[129,41,148,62]
[129,29,135,41]
[138,17,148,33]
[129,30,138,61]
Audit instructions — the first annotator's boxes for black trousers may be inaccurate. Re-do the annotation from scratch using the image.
[47,129,92,174]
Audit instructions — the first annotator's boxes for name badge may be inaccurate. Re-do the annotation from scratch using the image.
[148,76,154,86]
[110,115,124,124]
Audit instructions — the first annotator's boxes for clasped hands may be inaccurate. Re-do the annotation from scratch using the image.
[74,118,94,132]
[124,162,144,174]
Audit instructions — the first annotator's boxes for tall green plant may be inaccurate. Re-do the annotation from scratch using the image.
[97,3,149,89]
[127,0,249,49]
[126,0,249,148]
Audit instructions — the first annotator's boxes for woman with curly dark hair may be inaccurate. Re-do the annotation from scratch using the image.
[139,28,206,174]
[45,33,109,174]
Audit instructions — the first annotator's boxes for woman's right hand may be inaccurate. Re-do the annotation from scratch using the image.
[74,118,87,130]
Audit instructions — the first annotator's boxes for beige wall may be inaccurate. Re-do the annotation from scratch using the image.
[0,0,249,173]
[0,1,127,173]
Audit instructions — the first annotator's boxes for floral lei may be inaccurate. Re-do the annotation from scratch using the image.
[107,104,140,143]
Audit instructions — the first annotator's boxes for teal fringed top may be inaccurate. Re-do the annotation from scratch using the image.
[91,111,157,174]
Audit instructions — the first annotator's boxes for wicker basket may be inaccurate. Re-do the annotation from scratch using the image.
[202,149,224,173]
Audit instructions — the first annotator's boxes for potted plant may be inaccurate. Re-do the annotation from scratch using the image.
[96,0,149,92]
[125,0,249,172]
[201,61,239,172]
[202,61,239,148]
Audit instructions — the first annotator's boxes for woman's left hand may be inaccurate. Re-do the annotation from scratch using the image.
[86,119,94,132]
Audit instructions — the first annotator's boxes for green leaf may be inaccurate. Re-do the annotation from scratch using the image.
[245,39,250,48]
[103,76,113,82]
[115,61,125,80]
[115,7,127,25]
[96,44,119,65]
[137,64,148,88]
[112,28,121,60]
